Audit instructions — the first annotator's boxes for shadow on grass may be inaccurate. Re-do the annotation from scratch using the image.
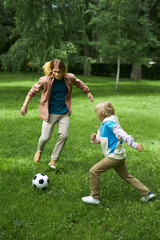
[0,80,160,107]
[0,71,41,82]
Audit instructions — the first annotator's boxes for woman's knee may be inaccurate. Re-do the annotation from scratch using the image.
[39,135,51,143]
[59,132,68,141]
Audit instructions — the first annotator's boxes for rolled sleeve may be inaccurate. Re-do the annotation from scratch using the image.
[27,78,43,97]
[28,90,36,97]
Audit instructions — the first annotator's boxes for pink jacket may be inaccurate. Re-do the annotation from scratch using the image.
[28,73,90,121]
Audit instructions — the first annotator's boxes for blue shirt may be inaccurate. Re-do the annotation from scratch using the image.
[100,120,123,153]
[49,78,68,114]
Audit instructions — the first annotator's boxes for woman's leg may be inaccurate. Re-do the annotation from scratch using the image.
[37,115,58,152]
[34,114,58,163]
[51,112,70,161]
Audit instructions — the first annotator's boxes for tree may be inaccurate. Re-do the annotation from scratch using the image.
[130,0,160,79]
[0,0,98,74]
[57,0,98,75]
[83,0,97,75]
[0,0,15,55]
[1,0,160,77]
[89,0,159,90]
[148,0,160,62]
[0,0,77,71]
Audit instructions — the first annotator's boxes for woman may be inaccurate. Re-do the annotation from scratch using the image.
[21,59,94,169]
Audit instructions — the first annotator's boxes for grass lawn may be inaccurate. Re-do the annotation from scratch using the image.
[0,71,160,240]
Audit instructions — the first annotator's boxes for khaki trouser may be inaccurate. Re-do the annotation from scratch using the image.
[90,157,150,199]
[37,112,70,161]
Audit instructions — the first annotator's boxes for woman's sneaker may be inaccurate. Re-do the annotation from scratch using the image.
[48,160,56,169]
[34,151,41,164]
[82,196,101,205]
[141,191,155,202]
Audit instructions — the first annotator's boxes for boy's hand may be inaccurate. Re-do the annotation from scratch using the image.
[90,133,96,141]
[90,133,100,144]
[136,144,143,152]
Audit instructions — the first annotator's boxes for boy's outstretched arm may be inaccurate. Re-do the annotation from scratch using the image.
[113,125,143,151]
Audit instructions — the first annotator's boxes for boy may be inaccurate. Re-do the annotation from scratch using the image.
[82,102,154,204]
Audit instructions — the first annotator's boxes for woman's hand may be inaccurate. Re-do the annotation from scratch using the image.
[136,144,143,152]
[87,92,94,103]
[20,105,27,116]
[20,95,31,116]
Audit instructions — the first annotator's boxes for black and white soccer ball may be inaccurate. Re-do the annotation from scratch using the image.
[32,173,49,190]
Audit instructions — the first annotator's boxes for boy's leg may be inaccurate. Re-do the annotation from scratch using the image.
[51,112,70,161]
[90,157,121,199]
[114,159,150,196]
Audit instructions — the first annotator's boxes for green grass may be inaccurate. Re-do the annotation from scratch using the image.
[0,71,160,240]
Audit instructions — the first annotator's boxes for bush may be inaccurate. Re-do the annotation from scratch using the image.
[91,63,132,78]
[142,64,160,80]
[90,63,160,80]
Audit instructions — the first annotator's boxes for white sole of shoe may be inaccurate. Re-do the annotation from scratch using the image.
[81,197,100,205]
[48,163,56,169]
[141,193,155,202]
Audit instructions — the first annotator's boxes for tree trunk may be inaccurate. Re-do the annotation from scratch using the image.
[83,0,92,76]
[115,58,120,91]
[83,45,91,76]
[130,65,142,79]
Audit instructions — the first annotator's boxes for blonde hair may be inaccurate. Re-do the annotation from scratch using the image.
[43,59,67,75]
[95,102,115,118]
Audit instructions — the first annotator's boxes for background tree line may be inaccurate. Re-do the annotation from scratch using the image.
[1,0,160,87]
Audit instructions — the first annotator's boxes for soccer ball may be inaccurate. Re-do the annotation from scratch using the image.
[32,173,49,190]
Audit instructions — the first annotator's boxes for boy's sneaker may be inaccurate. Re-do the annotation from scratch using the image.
[141,191,155,202]
[82,196,101,205]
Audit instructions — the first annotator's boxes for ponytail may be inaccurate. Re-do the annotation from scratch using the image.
[42,61,52,75]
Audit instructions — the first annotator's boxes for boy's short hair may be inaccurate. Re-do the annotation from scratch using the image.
[95,102,115,117]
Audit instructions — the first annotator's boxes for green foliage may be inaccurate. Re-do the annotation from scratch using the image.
[90,62,160,80]
[0,0,15,54]
[1,0,160,73]
[0,0,82,72]
[0,72,160,239]
[0,0,99,73]
[0,38,31,71]
[89,0,159,64]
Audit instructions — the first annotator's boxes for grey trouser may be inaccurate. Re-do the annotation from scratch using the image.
[37,112,70,161]
[90,157,150,199]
